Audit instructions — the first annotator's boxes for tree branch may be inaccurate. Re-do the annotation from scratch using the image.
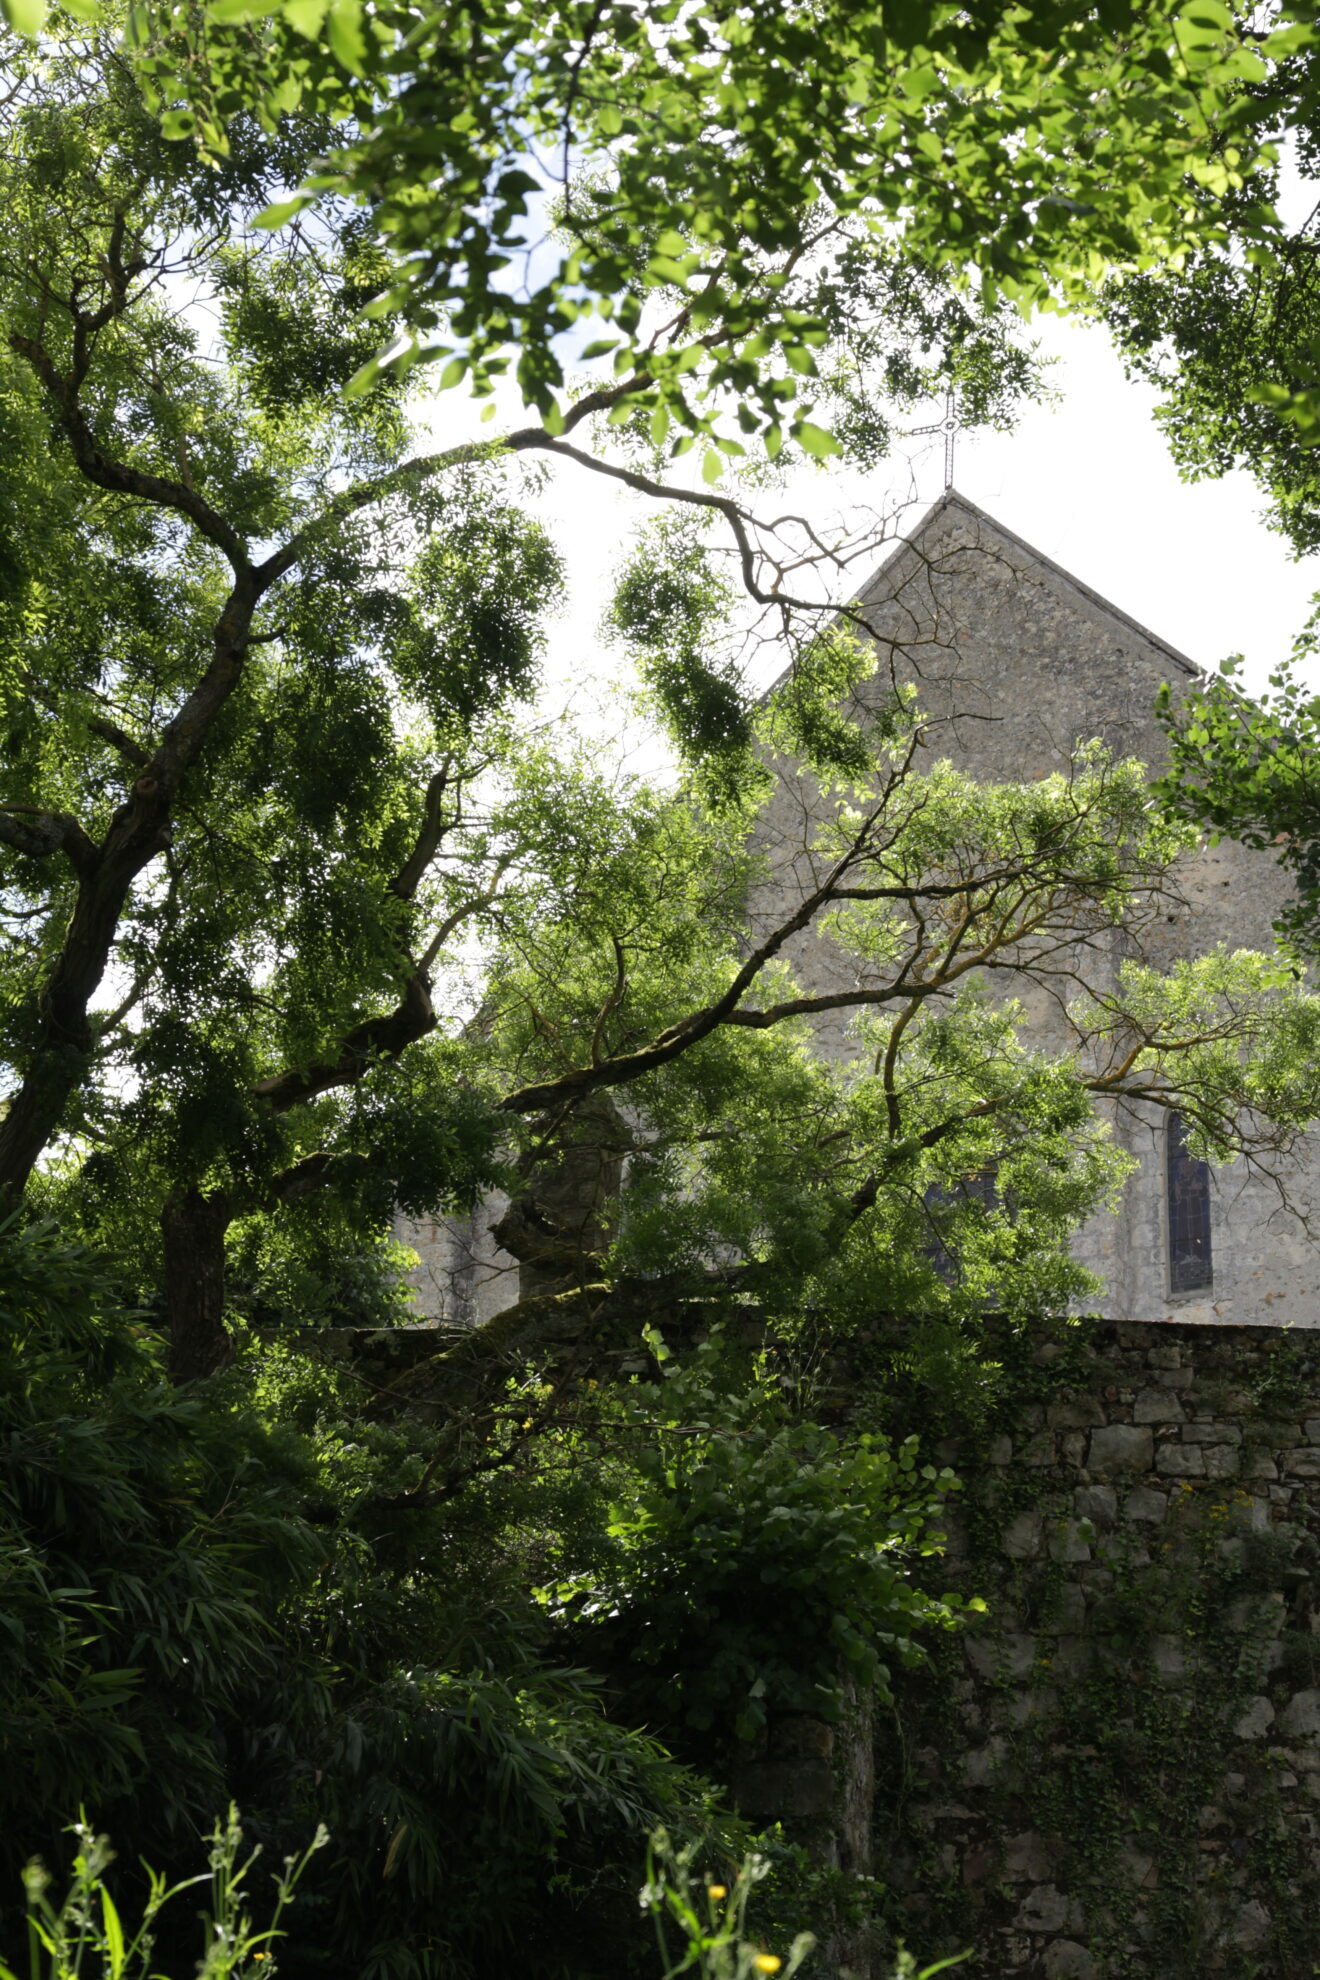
[0,806,97,872]
[9,332,253,574]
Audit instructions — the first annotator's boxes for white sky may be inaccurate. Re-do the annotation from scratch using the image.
[420,309,1320,732]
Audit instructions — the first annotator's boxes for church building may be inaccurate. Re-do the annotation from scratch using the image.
[397,490,1320,1329]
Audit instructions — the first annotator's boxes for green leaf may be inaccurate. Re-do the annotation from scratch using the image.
[1,0,47,34]
[253,194,313,231]
[326,0,366,72]
[208,0,280,20]
[281,0,327,33]
[101,1890,125,1980]
[792,420,841,459]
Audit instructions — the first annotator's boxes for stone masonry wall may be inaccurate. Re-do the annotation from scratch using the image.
[881,1317,1320,1980]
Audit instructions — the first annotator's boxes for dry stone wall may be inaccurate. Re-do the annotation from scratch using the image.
[881,1316,1320,1980]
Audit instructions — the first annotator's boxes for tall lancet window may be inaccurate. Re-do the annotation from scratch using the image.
[1166,1111,1213,1295]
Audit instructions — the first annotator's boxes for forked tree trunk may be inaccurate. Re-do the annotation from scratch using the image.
[162,1187,233,1382]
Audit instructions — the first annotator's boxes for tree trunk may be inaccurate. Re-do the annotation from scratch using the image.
[162,1188,233,1382]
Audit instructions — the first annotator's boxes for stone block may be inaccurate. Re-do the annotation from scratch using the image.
[1233,1695,1275,1740]
[1305,1418,1320,1442]
[966,1633,1039,1682]
[1285,1448,1320,1477]
[1241,1494,1272,1530]
[1015,1884,1071,1934]
[1047,1396,1106,1430]
[1021,1430,1057,1466]
[987,1433,1013,1465]
[961,1737,1007,1787]
[1156,1445,1205,1477]
[1076,1484,1117,1527]
[961,1842,997,1886]
[1002,1509,1043,1559]
[1053,1583,1087,1632]
[1089,1423,1153,1474]
[1246,1453,1279,1480]
[1280,1689,1320,1738]
[1134,1389,1184,1424]
[1181,1423,1242,1444]
[1048,1518,1092,1564]
[1002,1831,1055,1882]
[1151,1635,1187,1678]
[1147,1346,1182,1369]
[1157,1367,1194,1388]
[1049,1635,1089,1676]
[1060,1431,1087,1467]
[1203,1444,1241,1479]
[1231,1900,1271,1951]
[1123,1486,1168,1522]
[1043,1943,1097,1980]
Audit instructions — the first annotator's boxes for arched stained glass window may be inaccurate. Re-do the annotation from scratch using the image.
[1166,1111,1212,1295]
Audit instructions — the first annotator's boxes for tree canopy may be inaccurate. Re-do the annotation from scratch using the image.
[7,9,1320,1977]
[25,0,1306,459]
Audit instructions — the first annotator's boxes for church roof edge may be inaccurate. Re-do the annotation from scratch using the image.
[760,486,1202,701]
[870,486,1202,682]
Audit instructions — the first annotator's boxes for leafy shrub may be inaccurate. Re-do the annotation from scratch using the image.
[0,1216,324,1877]
[0,1221,737,1980]
[550,1333,971,1746]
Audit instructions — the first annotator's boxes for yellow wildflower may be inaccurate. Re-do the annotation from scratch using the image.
[754,1959,782,1974]
[708,1884,727,1900]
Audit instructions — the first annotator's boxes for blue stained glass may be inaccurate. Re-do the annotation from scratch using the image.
[1166,1111,1212,1295]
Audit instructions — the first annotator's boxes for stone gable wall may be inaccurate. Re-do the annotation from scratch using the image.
[882,1316,1320,1980]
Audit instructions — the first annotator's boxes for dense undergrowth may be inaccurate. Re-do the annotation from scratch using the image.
[0,1217,955,1979]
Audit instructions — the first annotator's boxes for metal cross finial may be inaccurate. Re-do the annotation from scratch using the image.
[910,385,959,491]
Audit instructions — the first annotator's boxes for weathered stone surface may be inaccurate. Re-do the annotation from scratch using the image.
[1053,1583,1086,1632]
[1230,1900,1272,1950]
[1088,1423,1153,1473]
[1280,1690,1320,1738]
[1151,1634,1188,1679]
[1043,1942,1097,1980]
[874,1309,1320,1979]
[1156,1444,1205,1477]
[1233,1696,1275,1739]
[1001,1509,1043,1559]
[1048,1397,1106,1430]
[987,1433,1013,1465]
[1021,1430,1057,1466]
[1015,1884,1072,1933]
[1002,1831,1056,1882]
[1047,1518,1092,1564]
[1075,1484,1117,1527]
[1134,1389,1184,1423]
[961,1738,1007,1787]
[965,1633,1039,1682]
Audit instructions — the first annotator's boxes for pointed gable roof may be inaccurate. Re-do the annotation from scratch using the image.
[870,489,1200,680]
